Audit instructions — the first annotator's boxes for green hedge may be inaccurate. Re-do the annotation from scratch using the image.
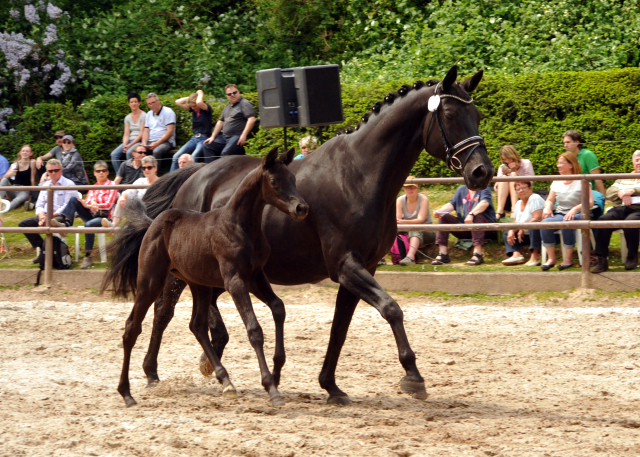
[2,68,640,185]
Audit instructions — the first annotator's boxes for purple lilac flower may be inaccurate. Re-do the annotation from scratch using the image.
[24,4,39,24]
[0,108,14,134]
[46,3,62,19]
[0,32,36,70]
[93,67,104,73]
[38,0,46,10]
[17,68,31,87]
[56,49,65,59]
[50,61,72,96]
[200,72,211,84]
[43,24,57,45]
[9,10,20,19]
[42,63,54,72]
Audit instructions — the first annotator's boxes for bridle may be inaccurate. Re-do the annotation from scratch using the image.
[423,82,485,173]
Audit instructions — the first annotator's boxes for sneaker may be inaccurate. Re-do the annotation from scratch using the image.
[50,218,69,228]
[24,200,34,211]
[502,255,525,265]
[32,247,43,264]
[80,256,94,269]
[101,218,114,228]
[377,258,387,266]
[398,256,415,266]
[525,258,541,267]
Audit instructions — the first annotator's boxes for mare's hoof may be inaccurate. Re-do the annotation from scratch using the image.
[199,352,214,376]
[146,379,160,389]
[222,384,237,399]
[124,396,138,408]
[400,378,428,400]
[270,395,285,407]
[327,395,352,406]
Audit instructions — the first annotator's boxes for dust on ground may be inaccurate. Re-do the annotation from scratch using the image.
[1,285,640,456]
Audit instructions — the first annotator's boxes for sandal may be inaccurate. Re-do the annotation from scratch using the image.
[431,253,450,265]
[466,253,484,266]
[495,212,505,220]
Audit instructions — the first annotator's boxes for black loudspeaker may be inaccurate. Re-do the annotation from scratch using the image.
[256,65,343,129]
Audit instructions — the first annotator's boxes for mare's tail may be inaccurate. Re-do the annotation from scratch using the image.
[143,163,205,218]
[101,198,154,298]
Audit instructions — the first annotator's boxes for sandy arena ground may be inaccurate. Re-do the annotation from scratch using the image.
[1,285,640,456]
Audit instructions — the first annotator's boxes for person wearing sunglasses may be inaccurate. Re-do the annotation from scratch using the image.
[104,156,158,228]
[39,134,88,186]
[203,84,255,161]
[171,89,212,171]
[18,159,77,264]
[51,161,118,269]
[141,93,176,167]
[33,130,66,193]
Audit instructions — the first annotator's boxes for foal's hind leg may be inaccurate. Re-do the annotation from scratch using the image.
[200,288,229,377]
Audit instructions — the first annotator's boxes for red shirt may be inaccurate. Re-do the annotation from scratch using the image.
[86,180,119,219]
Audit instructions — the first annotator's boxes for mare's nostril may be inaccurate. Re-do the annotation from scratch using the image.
[471,165,486,179]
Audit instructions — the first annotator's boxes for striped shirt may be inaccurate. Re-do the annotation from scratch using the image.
[86,180,119,218]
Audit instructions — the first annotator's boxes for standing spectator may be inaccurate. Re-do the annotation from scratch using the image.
[0,153,9,178]
[171,90,212,171]
[494,145,534,219]
[34,130,65,195]
[592,150,640,273]
[540,152,594,271]
[110,92,147,174]
[294,136,319,160]
[396,177,435,265]
[141,93,176,166]
[177,154,194,169]
[202,84,256,161]
[562,130,606,196]
[114,145,145,185]
[18,159,76,263]
[431,184,497,266]
[501,181,544,266]
[0,145,36,211]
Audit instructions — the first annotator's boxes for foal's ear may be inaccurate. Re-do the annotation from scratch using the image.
[442,65,458,91]
[262,147,279,167]
[278,147,295,165]
[461,70,483,94]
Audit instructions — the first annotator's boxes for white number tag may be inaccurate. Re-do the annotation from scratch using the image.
[428,95,441,112]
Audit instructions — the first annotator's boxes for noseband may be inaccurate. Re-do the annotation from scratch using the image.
[424,82,485,173]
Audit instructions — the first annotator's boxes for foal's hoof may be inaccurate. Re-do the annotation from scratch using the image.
[199,352,214,377]
[400,378,428,400]
[222,384,237,399]
[123,396,138,408]
[270,395,285,407]
[146,379,160,389]
[327,395,352,406]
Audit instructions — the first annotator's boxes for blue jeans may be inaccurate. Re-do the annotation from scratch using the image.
[170,135,207,171]
[110,140,140,174]
[59,196,109,252]
[202,134,244,162]
[541,213,583,249]
[503,229,541,256]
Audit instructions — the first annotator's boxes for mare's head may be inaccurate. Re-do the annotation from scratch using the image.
[261,147,309,221]
[422,66,494,190]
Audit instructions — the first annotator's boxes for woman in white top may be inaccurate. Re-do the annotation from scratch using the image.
[502,181,545,266]
[395,177,435,265]
[495,145,535,220]
[110,92,147,175]
[540,152,593,271]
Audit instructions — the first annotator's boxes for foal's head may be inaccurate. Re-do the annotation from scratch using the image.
[261,147,309,222]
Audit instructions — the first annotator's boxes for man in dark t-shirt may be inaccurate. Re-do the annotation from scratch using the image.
[114,145,145,184]
[171,89,213,171]
[202,84,256,161]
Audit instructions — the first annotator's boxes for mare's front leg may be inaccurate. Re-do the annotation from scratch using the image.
[227,275,284,406]
[143,275,186,386]
[249,271,286,387]
[321,253,427,404]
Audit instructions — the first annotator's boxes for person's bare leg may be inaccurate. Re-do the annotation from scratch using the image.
[496,182,509,215]
[561,247,574,266]
[529,248,540,261]
[407,236,420,260]
[544,246,557,266]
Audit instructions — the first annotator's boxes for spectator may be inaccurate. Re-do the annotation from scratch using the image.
[178,154,194,169]
[18,159,76,263]
[203,84,256,161]
[431,184,497,266]
[0,144,36,211]
[494,145,534,219]
[396,177,435,265]
[0,153,9,177]
[562,130,606,197]
[141,93,176,166]
[54,135,88,185]
[51,160,118,269]
[501,181,544,266]
[34,130,65,193]
[591,150,640,273]
[114,144,145,185]
[110,92,147,174]
[103,155,158,228]
[171,90,212,171]
[540,152,594,271]
[294,136,318,160]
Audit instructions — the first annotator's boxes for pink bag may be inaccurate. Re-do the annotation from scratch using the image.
[390,233,410,264]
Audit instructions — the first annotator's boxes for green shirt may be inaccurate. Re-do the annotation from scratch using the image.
[577,148,600,189]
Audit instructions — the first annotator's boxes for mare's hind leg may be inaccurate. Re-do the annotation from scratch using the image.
[227,276,284,406]
[143,275,186,387]
[200,288,229,377]
[189,284,236,398]
[249,271,286,387]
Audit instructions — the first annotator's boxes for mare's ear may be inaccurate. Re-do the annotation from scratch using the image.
[442,65,458,91]
[262,147,279,167]
[461,70,483,94]
[278,147,295,165]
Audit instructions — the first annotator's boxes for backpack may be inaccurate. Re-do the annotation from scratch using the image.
[35,235,72,285]
[390,233,410,265]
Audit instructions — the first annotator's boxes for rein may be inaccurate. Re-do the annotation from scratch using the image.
[423,82,485,173]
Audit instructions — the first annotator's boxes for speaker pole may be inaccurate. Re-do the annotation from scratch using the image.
[283,126,288,150]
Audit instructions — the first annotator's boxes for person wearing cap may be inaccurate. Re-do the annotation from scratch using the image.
[395,177,435,265]
[171,90,212,171]
[141,93,176,166]
[40,135,88,186]
[33,130,66,199]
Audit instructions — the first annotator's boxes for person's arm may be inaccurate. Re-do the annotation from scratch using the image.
[29,160,36,185]
[141,126,149,146]
[395,197,404,223]
[113,175,123,185]
[466,199,489,223]
[433,202,455,219]
[589,168,606,195]
[564,187,595,220]
[398,196,429,224]
[205,120,224,144]
[149,124,175,150]
[237,116,256,146]
[122,120,131,148]
[195,90,208,110]
[174,96,191,111]
[36,150,54,169]
[2,162,16,179]
[542,190,556,219]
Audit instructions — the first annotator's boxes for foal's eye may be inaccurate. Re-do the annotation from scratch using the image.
[270,178,278,186]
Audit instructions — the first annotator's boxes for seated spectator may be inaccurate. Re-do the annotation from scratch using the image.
[395,177,435,265]
[431,184,497,266]
[495,145,534,219]
[51,161,118,269]
[141,93,176,166]
[540,152,593,271]
[294,136,318,160]
[18,159,76,263]
[39,135,87,186]
[0,144,36,211]
[0,153,9,177]
[501,181,544,266]
[104,155,158,227]
[33,130,65,202]
[114,145,146,185]
[171,90,212,171]
[178,153,194,169]
[110,92,146,175]
[591,150,640,273]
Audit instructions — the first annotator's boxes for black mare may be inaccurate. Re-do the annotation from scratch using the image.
[115,65,495,405]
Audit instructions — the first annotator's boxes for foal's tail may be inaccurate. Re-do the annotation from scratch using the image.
[101,198,153,298]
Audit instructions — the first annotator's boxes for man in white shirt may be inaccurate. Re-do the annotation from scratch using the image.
[141,93,176,167]
[18,159,76,262]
